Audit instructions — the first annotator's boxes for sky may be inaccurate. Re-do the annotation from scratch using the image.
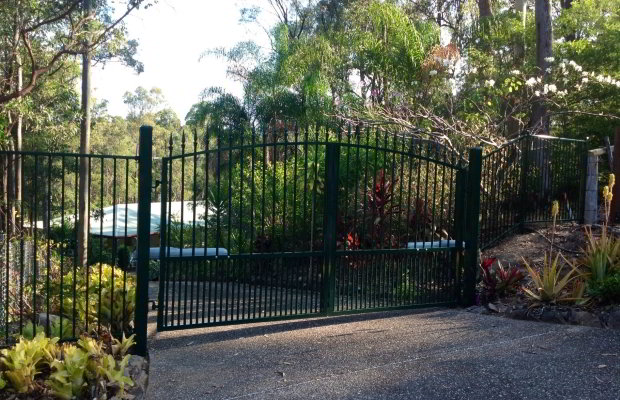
[92,0,276,121]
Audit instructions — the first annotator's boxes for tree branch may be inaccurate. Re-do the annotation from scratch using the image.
[24,1,82,33]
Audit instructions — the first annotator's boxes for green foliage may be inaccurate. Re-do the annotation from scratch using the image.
[587,273,620,303]
[391,271,416,301]
[110,334,136,359]
[149,260,160,281]
[0,333,58,393]
[98,354,134,396]
[77,336,105,361]
[87,265,136,337]
[346,0,437,91]
[578,174,620,304]
[123,86,165,119]
[0,333,134,398]
[581,226,620,283]
[46,345,89,400]
[22,262,136,340]
[522,252,582,304]
[117,246,131,270]
[185,87,250,132]
[21,320,74,341]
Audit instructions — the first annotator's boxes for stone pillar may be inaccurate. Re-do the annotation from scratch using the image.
[584,151,599,225]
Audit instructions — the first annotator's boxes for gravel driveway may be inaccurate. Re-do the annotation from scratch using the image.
[146,308,620,400]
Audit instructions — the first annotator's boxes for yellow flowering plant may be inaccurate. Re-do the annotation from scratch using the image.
[580,173,620,283]
[522,198,585,304]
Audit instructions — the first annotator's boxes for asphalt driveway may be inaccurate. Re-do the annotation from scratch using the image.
[146,308,620,400]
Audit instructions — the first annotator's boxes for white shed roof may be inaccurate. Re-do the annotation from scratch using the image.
[30,201,211,238]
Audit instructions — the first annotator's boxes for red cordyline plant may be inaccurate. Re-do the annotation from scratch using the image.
[480,257,525,303]
[366,169,400,248]
[408,198,439,241]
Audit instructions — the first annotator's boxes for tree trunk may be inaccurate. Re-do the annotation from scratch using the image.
[532,0,553,200]
[436,0,443,26]
[12,53,22,233]
[479,0,493,17]
[532,0,552,135]
[560,0,575,41]
[2,153,7,233]
[382,23,388,104]
[506,0,527,137]
[77,0,92,267]
[7,140,14,235]
[514,0,527,61]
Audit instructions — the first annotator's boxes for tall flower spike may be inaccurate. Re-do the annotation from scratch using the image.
[609,173,615,190]
[551,200,559,218]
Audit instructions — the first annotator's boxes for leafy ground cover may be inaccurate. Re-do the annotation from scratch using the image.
[0,333,140,400]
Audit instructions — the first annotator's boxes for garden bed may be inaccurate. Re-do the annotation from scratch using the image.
[466,301,620,330]
[475,222,620,330]
[0,333,148,400]
[482,222,585,266]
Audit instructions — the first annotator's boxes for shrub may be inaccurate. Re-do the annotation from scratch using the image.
[522,252,583,303]
[587,273,620,303]
[47,345,89,399]
[480,257,525,302]
[117,246,131,270]
[580,175,619,279]
[87,265,136,337]
[149,260,160,281]
[522,199,585,304]
[21,320,74,341]
[581,225,620,282]
[578,174,620,303]
[37,264,135,339]
[0,333,58,393]
[0,333,135,399]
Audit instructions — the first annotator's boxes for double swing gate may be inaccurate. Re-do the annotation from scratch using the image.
[155,126,480,330]
[0,124,587,353]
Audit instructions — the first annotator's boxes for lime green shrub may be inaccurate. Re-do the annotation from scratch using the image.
[0,333,135,398]
[0,333,58,393]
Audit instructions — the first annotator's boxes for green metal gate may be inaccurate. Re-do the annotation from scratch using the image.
[479,134,587,249]
[154,126,478,331]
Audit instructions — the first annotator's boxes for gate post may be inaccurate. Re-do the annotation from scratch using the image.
[453,169,467,304]
[156,157,168,331]
[463,147,482,306]
[321,143,340,314]
[135,125,152,356]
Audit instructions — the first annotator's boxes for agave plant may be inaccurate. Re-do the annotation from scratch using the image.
[580,174,619,279]
[522,252,582,303]
[580,225,620,282]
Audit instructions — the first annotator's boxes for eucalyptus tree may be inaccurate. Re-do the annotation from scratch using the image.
[123,86,165,120]
[0,0,151,263]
